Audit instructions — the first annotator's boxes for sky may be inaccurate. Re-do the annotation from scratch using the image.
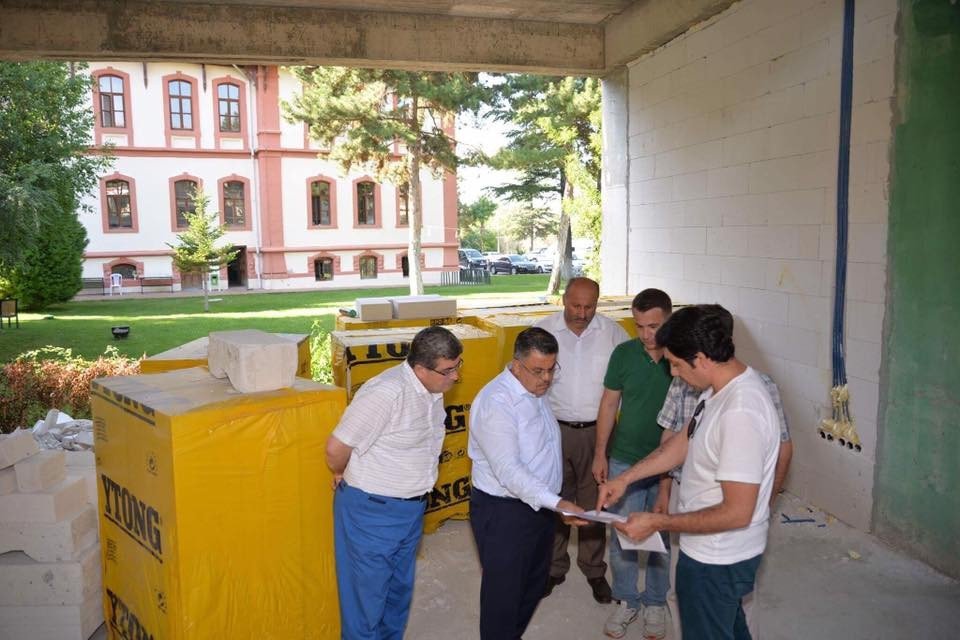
[454,112,517,205]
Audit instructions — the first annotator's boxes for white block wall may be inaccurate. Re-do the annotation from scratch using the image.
[622,0,896,530]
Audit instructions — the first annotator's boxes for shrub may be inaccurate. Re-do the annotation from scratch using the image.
[309,320,334,385]
[0,346,139,433]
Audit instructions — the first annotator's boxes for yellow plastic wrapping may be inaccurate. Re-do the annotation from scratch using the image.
[90,367,346,640]
[140,333,312,379]
[333,314,465,332]
[330,325,498,532]
[473,314,554,370]
[599,308,638,338]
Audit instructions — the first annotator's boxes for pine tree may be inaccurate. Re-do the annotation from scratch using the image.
[284,67,488,294]
[167,191,238,312]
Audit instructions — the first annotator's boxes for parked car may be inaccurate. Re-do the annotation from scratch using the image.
[571,253,585,276]
[458,248,488,270]
[529,252,554,273]
[490,254,542,274]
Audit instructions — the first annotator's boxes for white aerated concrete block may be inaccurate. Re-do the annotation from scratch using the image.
[0,592,103,640]
[0,476,86,524]
[62,451,95,469]
[14,450,66,493]
[389,295,457,320]
[0,468,15,496]
[0,542,100,606]
[208,330,297,393]
[0,506,98,563]
[0,430,40,468]
[355,297,393,321]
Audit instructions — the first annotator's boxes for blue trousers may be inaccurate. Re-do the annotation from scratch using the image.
[677,551,762,640]
[470,488,555,640]
[608,457,671,608]
[334,482,426,640]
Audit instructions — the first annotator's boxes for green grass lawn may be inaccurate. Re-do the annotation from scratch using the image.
[0,275,552,363]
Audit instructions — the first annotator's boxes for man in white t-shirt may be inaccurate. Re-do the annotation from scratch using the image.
[597,305,779,640]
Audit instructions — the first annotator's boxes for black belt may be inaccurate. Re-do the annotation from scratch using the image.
[402,493,430,502]
[558,420,597,429]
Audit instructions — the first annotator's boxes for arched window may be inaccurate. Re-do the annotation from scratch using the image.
[311,181,331,226]
[168,80,193,130]
[174,179,198,228]
[314,258,334,281]
[111,263,137,279]
[359,255,378,279]
[106,180,132,228]
[223,181,245,227]
[357,181,376,225]
[98,75,125,128]
[218,83,241,132]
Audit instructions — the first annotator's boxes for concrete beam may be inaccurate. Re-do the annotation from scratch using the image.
[605,0,736,68]
[0,0,605,75]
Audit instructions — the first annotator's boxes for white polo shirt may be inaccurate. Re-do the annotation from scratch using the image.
[332,362,445,499]
[535,311,629,422]
[678,367,780,565]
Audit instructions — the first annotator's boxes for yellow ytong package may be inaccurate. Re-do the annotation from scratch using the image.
[330,325,498,533]
[473,313,556,370]
[90,367,346,640]
[140,333,312,378]
[599,308,638,339]
[333,313,465,332]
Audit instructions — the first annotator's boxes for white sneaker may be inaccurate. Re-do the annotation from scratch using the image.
[604,601,639,639]
[643,604,667,639]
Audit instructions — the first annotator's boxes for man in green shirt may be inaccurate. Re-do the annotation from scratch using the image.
[592,289,673,639]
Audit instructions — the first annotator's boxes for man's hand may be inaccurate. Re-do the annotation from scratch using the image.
[613,512,662,542]
[596,476,627,511]
[331,473,343,490]
[652,488,670,514]
[592,454,608,484]
[556,499,589,526]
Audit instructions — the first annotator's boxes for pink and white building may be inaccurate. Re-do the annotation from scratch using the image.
[79,62,459,291]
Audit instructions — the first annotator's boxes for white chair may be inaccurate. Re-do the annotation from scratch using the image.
[109,273,123,296]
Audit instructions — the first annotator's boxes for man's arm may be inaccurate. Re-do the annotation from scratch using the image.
[770,440,793,507]
[651,429,678,514]
[325,435,353,487]
[596,426,689,511]
[591,387,622,484]
[614,480,759,541]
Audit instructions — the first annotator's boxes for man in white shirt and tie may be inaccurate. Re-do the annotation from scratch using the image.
[535,277,629,603]
[469,327,585,640]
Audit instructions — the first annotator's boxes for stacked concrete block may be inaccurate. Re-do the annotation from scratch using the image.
[355,297,393,321]
[208,329,298,393]
[63,451,97,508]
[0,432,102,640]
[388,294,457,320]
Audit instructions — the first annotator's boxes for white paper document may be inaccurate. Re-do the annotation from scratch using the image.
[557,509,668,554]
[557,509,627,524]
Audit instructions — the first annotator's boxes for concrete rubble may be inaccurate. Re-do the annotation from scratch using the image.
[0,413,102,640]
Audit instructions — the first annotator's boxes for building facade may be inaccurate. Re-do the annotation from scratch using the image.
[80,62,459,291]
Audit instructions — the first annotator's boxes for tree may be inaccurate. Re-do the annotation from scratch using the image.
[0,62,111,307]
[167,191,238,312]
[500,204,558,251]
[482,75,601,293]
[284,67,488,294]
[458,195,497,251]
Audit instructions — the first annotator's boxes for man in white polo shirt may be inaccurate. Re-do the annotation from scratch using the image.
[535,277,628,603]
[597,305,780,640]
[326,326,463,640]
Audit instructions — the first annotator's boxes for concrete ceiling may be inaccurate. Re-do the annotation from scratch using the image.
[0,0,735,75]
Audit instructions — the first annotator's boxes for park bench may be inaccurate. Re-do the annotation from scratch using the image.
[139,276,175,293]
[80,278,106,295]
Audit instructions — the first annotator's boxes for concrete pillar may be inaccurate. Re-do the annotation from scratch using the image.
[600,67,630,296]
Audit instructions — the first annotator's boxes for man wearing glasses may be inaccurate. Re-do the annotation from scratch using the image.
[597,305,780,640]
[592,288,674,639]
[325,326,463,640]
[468,327,587,640]
[535,277,629,604]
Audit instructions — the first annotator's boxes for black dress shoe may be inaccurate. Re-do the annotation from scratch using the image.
[588,576,613,603]
[543,574,566,597]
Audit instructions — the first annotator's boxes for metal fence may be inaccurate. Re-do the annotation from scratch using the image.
[440,268,491,286]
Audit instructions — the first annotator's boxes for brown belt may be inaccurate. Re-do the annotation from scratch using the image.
[557,420,597,429]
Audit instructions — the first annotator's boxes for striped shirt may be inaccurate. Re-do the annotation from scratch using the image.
[333,362,445,498]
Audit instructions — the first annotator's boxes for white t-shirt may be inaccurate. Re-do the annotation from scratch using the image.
[677,367,780,565]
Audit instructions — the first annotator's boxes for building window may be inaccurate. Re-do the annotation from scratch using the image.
[357,181,376,225]
[174,179,197,228]
[397,183,410,226]
[98,75,125,128]
[168,80,193,130]
[359,256,377,279]
[223,181,245,227]
[106,180,132,228]
[311,181,331,226]
[218,83,241,132]
[314,258,334,281]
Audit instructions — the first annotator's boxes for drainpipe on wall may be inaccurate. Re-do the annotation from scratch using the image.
[235,64,263,290]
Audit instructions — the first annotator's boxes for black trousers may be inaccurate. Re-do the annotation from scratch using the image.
[470,488,555,640]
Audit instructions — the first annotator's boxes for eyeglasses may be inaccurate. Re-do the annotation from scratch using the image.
[516,359,562,380]
[428,359,463,377]
[686,400,706,439]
